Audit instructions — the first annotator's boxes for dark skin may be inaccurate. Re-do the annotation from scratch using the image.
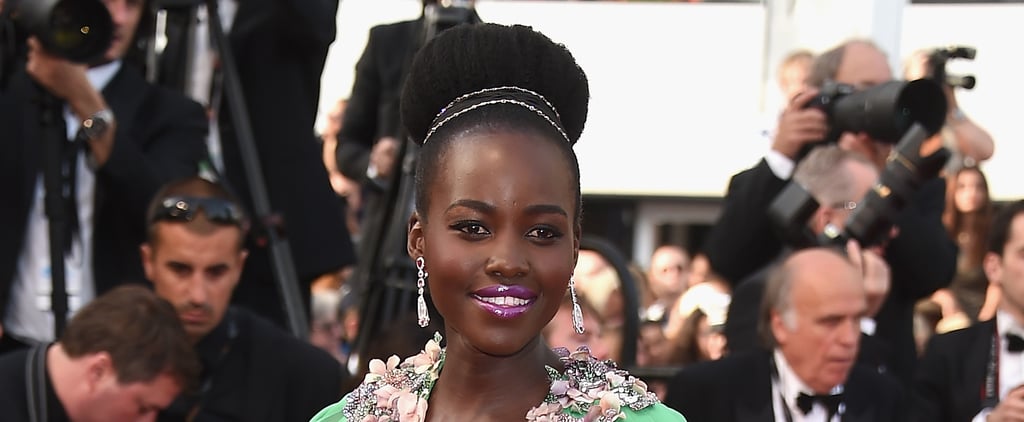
[406,128,581,421]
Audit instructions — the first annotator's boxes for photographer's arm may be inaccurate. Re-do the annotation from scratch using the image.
[26,38,116,166]
[945,89,995,163]
[702,90,827,285]
[276,0,338,49]
[335,27,384,182]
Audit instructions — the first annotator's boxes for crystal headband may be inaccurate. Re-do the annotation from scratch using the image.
[422,86,570,144]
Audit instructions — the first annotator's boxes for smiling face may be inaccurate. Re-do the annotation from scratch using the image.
[408,129,580,357]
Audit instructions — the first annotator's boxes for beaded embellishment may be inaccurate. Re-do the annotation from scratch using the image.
[341,333,660,421]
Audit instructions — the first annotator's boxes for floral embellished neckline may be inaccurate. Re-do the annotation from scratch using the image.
[341,333,660,422]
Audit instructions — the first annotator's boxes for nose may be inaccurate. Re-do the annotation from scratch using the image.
[838,317,861,348]
[185,276,208,305]
[484,233,529,279]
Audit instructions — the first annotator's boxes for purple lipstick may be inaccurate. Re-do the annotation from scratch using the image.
[472,284,537,319]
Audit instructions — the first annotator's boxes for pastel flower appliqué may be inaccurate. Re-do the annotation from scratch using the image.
[341,335,659,421]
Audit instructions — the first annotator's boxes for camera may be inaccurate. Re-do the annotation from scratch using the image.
[805,79,948,145]
[424,0,479,38]
[929,45,977,90]
[1,0,113,63]
[768,124,951,251]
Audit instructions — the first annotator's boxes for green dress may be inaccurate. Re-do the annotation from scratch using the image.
[310,333,686,422]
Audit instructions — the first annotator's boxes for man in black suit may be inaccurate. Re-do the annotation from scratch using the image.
[665,248,903,421]
[913,200,1024,422]
[155,0,356,329]
[0,0,208,353]
[702,39,957,386]
[141,177,345,421]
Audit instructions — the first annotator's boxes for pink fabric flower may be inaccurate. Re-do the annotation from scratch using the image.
[526,402,563,421]
[395,391,426,422]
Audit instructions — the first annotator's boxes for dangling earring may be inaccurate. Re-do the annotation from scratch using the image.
[569,276,585,334]
[416,257,430,328]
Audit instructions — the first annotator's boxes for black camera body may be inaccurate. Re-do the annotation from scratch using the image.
[1,0,112,63]
[0,0,112,89]
[769,124,951,252]
[929,45,977,90]
[424,0,479,39]
[805,79,948,145]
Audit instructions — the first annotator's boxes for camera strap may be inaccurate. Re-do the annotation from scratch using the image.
[25,344,49,422]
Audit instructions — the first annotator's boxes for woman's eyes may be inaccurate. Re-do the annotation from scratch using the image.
[452,221,490,236]
[449,222,563,241]
[527,227,563,240]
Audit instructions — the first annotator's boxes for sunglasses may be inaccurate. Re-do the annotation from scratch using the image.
[151,196,247,227]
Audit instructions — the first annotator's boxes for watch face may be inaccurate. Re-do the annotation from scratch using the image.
[82,110,113,139]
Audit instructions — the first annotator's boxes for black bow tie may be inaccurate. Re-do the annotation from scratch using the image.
[797,392,843,418]
[1006,334,1024,353]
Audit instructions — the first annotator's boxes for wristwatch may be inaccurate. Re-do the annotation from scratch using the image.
[81,109,114,140]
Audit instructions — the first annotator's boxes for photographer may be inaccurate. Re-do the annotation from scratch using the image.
[905,48,994,173]
[702,39,957,386]
[0,0,208,353]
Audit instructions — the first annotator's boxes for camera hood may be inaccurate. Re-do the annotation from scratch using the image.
[831,79,948,144]
[10,0,113,64]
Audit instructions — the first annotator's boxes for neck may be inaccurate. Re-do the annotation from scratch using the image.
[431,334,558,418]
[47,344,81,419]
[999,304,1024,328]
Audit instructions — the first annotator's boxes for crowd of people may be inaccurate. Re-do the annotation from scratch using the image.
[0,0,1016,420]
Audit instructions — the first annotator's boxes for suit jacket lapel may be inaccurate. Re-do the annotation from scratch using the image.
[736,353,776,422]
[963,320,996,412]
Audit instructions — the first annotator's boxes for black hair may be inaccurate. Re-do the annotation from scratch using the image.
[988,200,1024,256]
[400,23,589,224]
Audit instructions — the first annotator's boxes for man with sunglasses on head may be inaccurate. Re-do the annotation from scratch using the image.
[0,0,209,355]
[140,176,344,421]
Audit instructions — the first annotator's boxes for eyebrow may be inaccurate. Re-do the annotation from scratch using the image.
[445,200,567,218]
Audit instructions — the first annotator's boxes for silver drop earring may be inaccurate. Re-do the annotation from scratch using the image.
[416,257,429,327]
[569,276,585,334]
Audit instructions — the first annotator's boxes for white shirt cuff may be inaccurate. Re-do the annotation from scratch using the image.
[764,149,795,180]
[860,317,877,336]
[972,408,992,422]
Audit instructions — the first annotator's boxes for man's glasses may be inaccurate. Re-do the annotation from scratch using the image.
[151,196,247,227]
[831,201,859,211]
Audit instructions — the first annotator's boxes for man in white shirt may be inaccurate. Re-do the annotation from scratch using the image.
[664,247,904,421]
[0,0,208,352]
[914,200,1024,422]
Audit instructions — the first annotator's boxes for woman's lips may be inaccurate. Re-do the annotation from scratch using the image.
[472,284,537,319]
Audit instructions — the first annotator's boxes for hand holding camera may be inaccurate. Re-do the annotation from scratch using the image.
[772,89,829,160]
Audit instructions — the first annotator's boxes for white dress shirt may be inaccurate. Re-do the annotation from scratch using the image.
[186,0,238,176]
[4,60,121,344]
[772,349,844,422]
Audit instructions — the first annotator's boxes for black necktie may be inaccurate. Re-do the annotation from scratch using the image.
[1006,333,1024,353]
[797,392,843,419]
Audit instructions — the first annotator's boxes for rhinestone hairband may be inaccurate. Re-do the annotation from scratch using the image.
[422,86,570,144]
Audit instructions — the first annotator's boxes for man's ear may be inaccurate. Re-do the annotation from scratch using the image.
[85,351,114,392]
[811,207,832,234]
[407,212,425,259]
[770,311,789,347]
[984,252,1003,288]
[140,243,154,281]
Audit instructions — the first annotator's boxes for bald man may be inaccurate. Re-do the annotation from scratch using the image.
[665,248,903,421]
